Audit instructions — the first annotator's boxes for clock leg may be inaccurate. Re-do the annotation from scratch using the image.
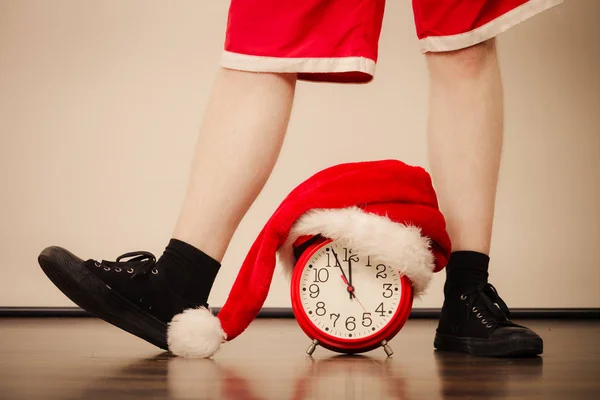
[381,340,394,357]
[306,339,319,356]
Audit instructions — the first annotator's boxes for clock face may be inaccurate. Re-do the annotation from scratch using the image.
[297,240,403,340]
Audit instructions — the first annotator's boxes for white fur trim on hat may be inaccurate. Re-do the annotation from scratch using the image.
[278,207,435,297]
[167,306,227,358]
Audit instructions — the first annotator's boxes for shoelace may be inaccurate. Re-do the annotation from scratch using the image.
[462,283,514,328]
[98,251,157,279]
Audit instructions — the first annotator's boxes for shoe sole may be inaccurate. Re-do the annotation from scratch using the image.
[434,332,543,357]
[38,246,169,351]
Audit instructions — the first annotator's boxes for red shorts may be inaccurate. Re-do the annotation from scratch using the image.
[221,0,562,83]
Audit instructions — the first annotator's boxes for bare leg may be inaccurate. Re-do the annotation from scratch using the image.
[426,39,503,255]
[429,40,543,357]
[173,68,297,261]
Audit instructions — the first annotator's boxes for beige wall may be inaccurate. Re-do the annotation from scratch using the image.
[1,0,598,309]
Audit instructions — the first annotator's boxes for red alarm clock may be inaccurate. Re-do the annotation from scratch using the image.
[291,236,414,356]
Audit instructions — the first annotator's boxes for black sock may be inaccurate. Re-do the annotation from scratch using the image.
[157,239,221,305]
[443,251,489,297]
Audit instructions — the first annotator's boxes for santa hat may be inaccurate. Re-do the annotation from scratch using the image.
[166,159,452,358]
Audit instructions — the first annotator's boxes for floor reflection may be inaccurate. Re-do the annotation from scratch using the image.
[291,355,409,400]
[434,351,543,399]
[72,353,411,400]
[71,351,545,399]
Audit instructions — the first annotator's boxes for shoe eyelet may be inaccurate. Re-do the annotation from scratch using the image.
[94,261,101,268]
[127,268,134,274]
[481,319,487,324]
[151,269,158,275]
[460,294,467,300]
[472,307,478,312]
[476,313,482,319]
[486,324,493,328]
[114,267,122,272]
[103,267,111,271]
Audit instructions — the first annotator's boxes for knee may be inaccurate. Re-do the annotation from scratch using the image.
[426,39,497,80]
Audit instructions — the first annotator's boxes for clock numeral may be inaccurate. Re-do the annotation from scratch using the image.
[376,264,387,279]
[376,302,387,317]
[315,302,326,316]
[343,248,359,263]
[362,312,372,327]
[326,253,331,267]
[308,284,320,298]
[313,268,330,283]
[382,283,393,298]
[330,313,340,328]
[345,316,356,331]
[366,256,372,267]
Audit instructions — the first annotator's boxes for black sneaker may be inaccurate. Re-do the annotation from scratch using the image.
[434,283,543,357]
[38,246,208,350]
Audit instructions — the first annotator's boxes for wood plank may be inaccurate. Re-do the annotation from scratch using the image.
[0,318,598,399]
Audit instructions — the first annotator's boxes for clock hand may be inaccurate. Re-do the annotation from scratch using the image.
[341,275,367,313]
[331,249,354,299]
[340,274,354,295]
[354,295,367,313]
[348,258,353,300]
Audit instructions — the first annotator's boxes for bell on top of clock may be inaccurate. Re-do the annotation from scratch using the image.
[166,159,451,358]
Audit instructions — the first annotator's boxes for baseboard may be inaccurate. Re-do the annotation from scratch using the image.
[0,307,598,319]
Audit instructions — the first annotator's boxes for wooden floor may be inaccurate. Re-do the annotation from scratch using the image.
[0,318,598,399]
